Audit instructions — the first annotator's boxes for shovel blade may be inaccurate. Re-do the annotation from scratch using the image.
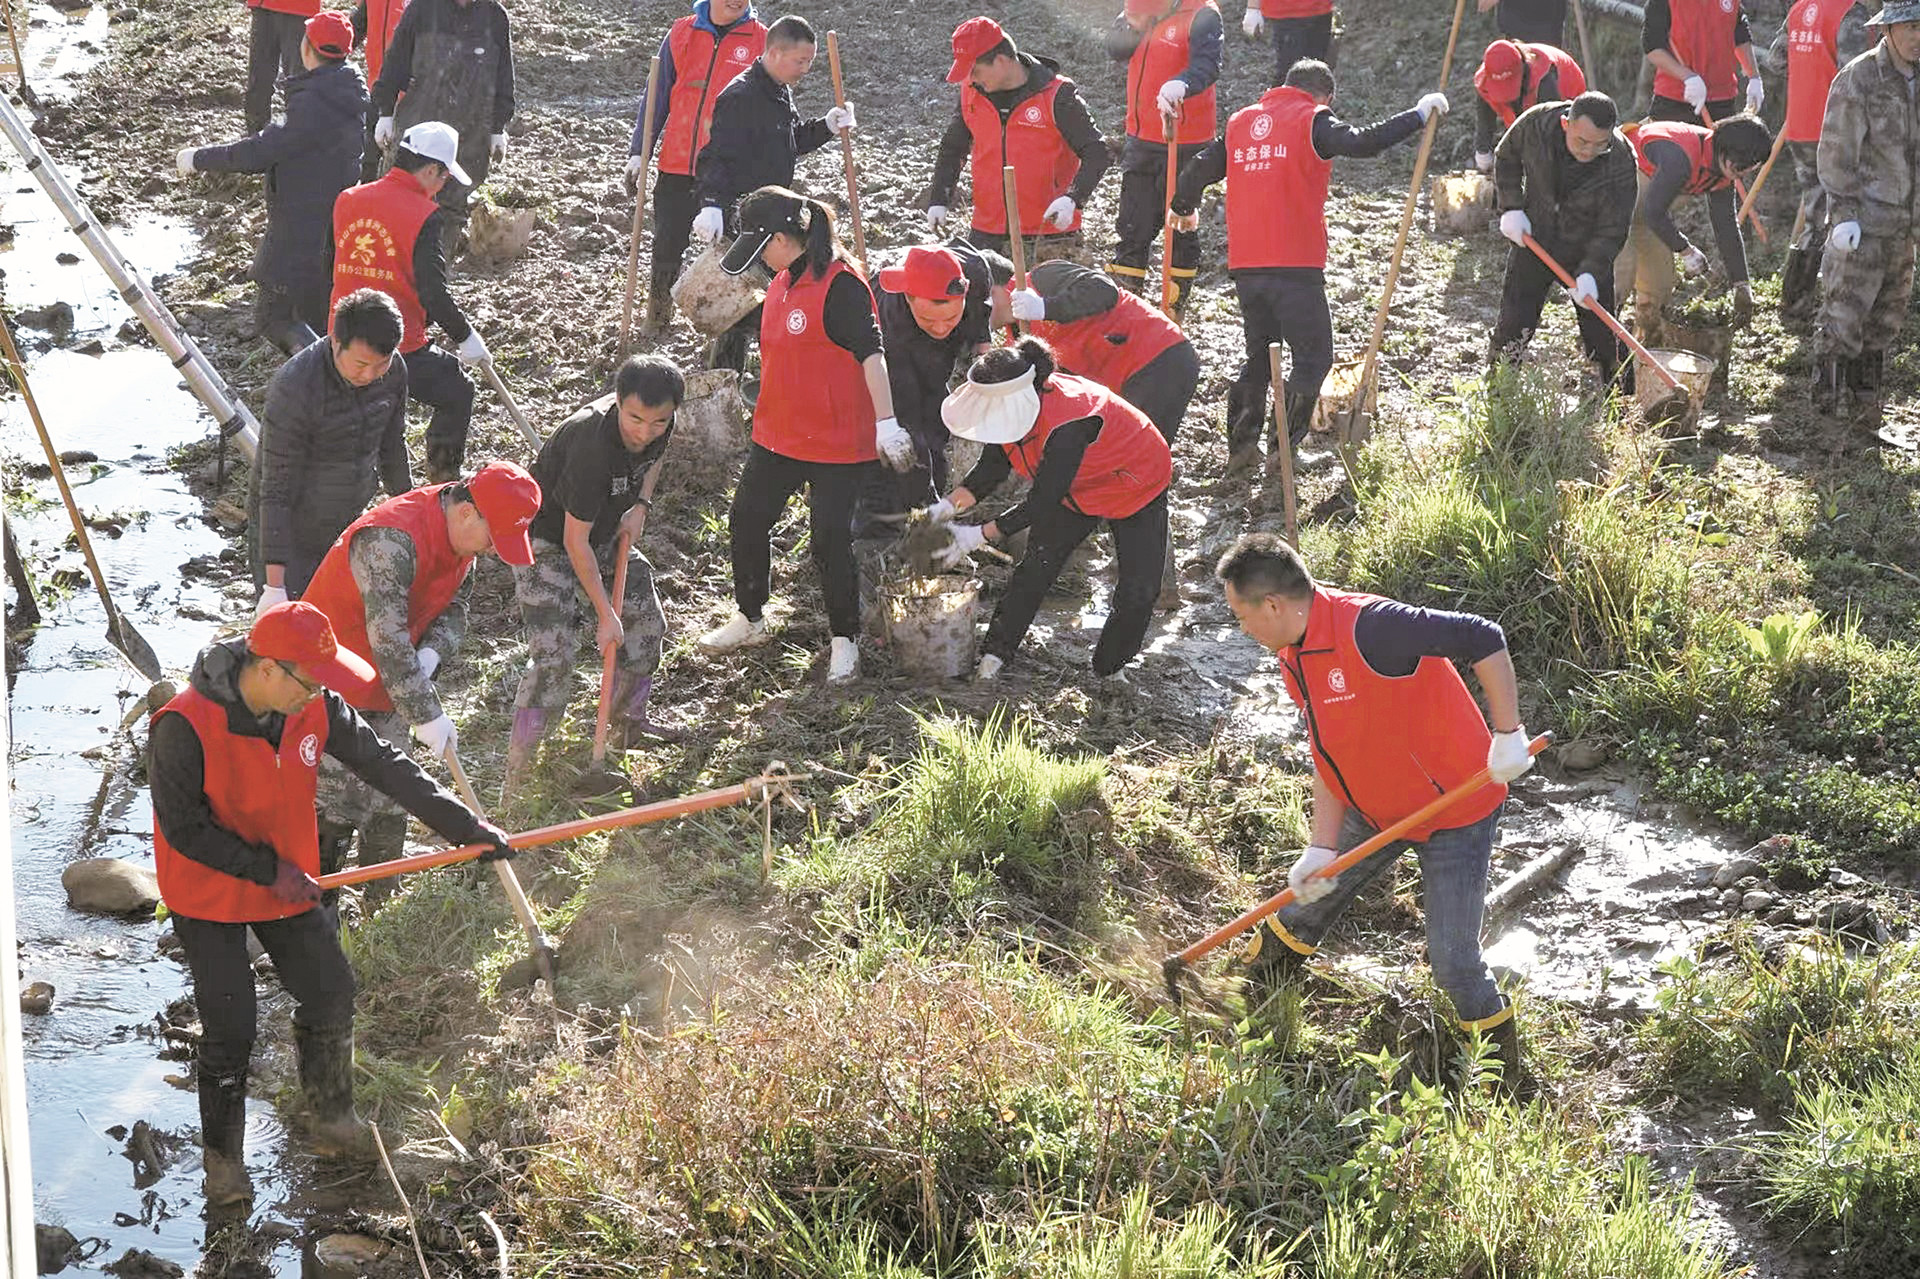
[108,611,163,681]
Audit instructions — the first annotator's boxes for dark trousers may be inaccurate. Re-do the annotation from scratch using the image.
[173,908,356,1084]
[402,343,476,470]
[1648,95,1738,126]
[1111,139,1208,280]
[1494,0,1566,45]
[245,9,307,134]
[984,492,1169,676]
[1121,341,1200,443]
[1493,241,1622,375]
[729,443,871,639]
[1232,268,1333,410]
[1269,14,1334,86]
[650,170,699,297]
[253,282,325,357]
[858,418,948,527]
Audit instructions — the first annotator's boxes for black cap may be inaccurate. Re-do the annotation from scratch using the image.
[719,189,809,276]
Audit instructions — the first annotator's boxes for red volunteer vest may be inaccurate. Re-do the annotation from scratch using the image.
[1653,0,1744,103]
[299,487,474,713]
[962,79,1083,236]
[754,260,879,464]
[248,0,321,17]
[1277,588,1505,840]
[1225,86,1331,270]
[1475,43,1587,128]
[1633,121,1728,194]
[657,14,768,175]
[1002,374,1172,520]
[363,0,409,84]
[1783,0,1852,143]
[152,687,329,924]
[1126,0,1219,145]
[331,169,439,354]
[1261,0,1334,15]
[1030,290,1185,389]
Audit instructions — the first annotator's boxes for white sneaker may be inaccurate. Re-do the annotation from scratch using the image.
[974,653,1003,681]
[698,612,768,653]
[827,636,859,683]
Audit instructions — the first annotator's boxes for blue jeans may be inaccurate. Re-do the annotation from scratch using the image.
[1273,805,1504,1023]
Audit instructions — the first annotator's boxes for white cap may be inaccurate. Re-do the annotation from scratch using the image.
[400,121,472,187]
[940,365,1042,444]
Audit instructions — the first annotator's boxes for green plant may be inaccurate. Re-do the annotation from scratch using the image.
[1741,610,1821,676]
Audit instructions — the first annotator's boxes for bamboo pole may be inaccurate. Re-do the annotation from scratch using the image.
[618,56,662,360]
[825,32,867,270]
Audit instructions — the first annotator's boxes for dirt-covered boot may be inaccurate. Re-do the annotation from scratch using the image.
[1165,266,1196,321]
[608,673,685,748]
[642,291,675,336]
[501,706,554,802]
[1848,349,1884,416]
[1281,390,1317,450]
[294,1023,375,1159]
[424,440,463,486]
[1222,384,1265,477]
[1810,357,1842,415]
[1469,999,1538,1101]
[198,1073,253,1209]
[1242,917,1314,1007]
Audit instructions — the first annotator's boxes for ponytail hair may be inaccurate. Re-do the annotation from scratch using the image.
[966,334,1056,393]
[799,196,842,280]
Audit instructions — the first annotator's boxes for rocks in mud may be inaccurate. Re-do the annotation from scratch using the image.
[311,1233,391,1276]
[35,1222,79,1273]
[61,858,161,916]
[1739,890,1777,914]
[102,1249,183,1279]
[20,980,55,1014]
[1711,857,1763,889]
[1554,739,1609,772]
[54,251,80,264]
[15,301,75,335]
[1817,897,1887,942]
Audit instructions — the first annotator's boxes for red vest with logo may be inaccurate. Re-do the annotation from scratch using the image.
[1652,0,1744,104]
[1002,374,1172,519]
[1225,87,1331,270]
[1476,43,1588,128]
[363,0,409,84]
[1030,290,1185,389]
[299,487,473,712]
[331,169,439,354]
[962,79,1083,236]
[1783,0,1852,143]
[1126,0,1219,145]
[248,0,321,18]
[658,14,768,175]
[152,687,328,924]
[1277,588,1505,840]
[1261,0,1333,16]
[1633,121,1728,194]
[754,260,879,465]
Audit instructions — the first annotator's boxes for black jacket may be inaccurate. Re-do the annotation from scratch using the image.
[695,59,833,218]
[193,61,367,294]
[1494,101,1637,282]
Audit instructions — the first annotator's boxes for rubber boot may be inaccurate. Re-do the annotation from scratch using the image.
[357,811,407,911]
[1810,357,1842,415]
[424,440,463,486]
[642,291,674,336]
[1848,349,1884,414]
[1104,262,1149,296]
[294,1023,375,1159]
[1281,390,1317,450]
[608,673,685,749]
[1242,917,1314,1007]
[198,1073,253,1208]
[1778,247,1819,321]
[1222,383,1264,477]
[1165,267,1196,322]
[1469,1000,1538,1101]
[316,821,356,917]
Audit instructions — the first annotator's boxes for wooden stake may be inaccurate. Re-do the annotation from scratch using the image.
[1161,108,1180,316]
[1002,164,1028,332]
[618,56,662,361]
[1739,125,1789,228]
[826,31,867,270]
[1266,342,1298,547]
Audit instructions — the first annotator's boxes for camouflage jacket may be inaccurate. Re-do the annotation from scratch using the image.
[348,525,467,726]
[1817,39,1920,232]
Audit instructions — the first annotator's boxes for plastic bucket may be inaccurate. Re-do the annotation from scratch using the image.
[1635,348,1715,426]
[1430,171,1494,236]
[671,243,770,335]
[883,574,979,679]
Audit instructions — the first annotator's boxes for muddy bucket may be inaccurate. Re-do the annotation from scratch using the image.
[1635,349,1715,427]
[676,367,749,485]
[1312,357,1377,436]
[467,199,536,262]
[672,243,770,336]
[1659,319,1734,392]
[883,574,979,679]
[1429,171,1494,236]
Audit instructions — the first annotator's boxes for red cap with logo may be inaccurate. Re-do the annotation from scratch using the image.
[465,460,542,567]
[250,601,379,699]
[305,11,354,60]
[878,246,968,300]
[1476,40,1526,103]
[947,17,1007,83]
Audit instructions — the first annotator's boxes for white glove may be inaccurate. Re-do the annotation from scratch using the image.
[455,328,490,366]
[1829,220,1860,252]
[1487,726,1535,783]
[1681,75,1708,112]
[1287,845,1339,905]
[1498,209,1531,246]
[1156,79,1188,117]
[176,147,198,176]
[1416,92,1450,121]
[1242,7,1265,38]
[374,116,396,149]
[624,154,647,195]
[920,497,956,524]
[825,102,856,134]
[411,713,457,758]
[490,132,507,163]
[927,203,949,230]
[1009,288,1046,322]
[1474,150,1495,174]
[693,205,725,244]
[1570,272,1598,306]
[416,646,441,680]
[875,416,916,471]
[1745,76,1764,115]
[1680,245,1708,277]
[935,522,987,570]
[1042,195,1076,230]
[253,583,288,621]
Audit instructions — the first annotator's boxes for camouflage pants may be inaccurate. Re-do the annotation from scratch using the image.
[316,707,409,831]
[1816,224,1916,359]
[510,536,666,713]
[1788,141,1829,251]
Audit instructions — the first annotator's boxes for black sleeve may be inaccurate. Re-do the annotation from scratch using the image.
[695,87,747,210]
[379,370,412,498]
[371,0,418,115]
[1735,13,1751,46]
[491,4,515,132]
[1643,0,1672,54]
[992,414,1100,536]
[351,1,367,46]
[1312,108,1425,160]
[821,271,883,361]
[1170,137,1227,214]
[1055,83,1111,206]
[149,712,282,887]
[1475,97,1499,156]
[411,213,473,343]
[1707,185,1749,283]
[1641,142,1694,253]
[929,107,972,208]
[959,438,1013,498]
[1177,6,1223,94]
[1104,17,1143,63]
[1029,260,1120,324]
[794,114,834,157]
[320,692,488,845]
[1352,600,1508,678]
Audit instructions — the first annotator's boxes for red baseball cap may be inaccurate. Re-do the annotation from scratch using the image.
[878,246,968,300]
[466,460,541,567]
[250,601,378,699]
[305,11,354,60]
[947,17,1007,83]
[1476,40,1526,103]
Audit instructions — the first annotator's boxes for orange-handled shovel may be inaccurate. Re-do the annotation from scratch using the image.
[1522,235,1682,392]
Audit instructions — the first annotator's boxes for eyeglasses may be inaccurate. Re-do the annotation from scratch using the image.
[280,662,323,697]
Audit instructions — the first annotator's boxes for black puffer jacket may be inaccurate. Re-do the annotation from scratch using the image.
[694,59,833,220]
[1493,100,1637,281]
[194,61,367,295]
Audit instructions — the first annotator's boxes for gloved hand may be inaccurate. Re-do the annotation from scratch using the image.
[1745,76,1765,115]
[1829,220,1860,252]
[875,416,916,471]
[926,203,949,230]
[1168,208,1201,233]
[624,154,647,197]
[455,328,490,366]
[693,205,725,244]
[1571,272,1598,306]
[1682,75,1708,112]
[1731,281,1754,327]
[1498,209,1532,246]
[176,147,198,176]
[417,646,441,680]
[1243,6,1265,38]
[411,713,458,758]
[1042,195,1076,230]
[1680,245,1708,277]
[1474,150,1495,174]
[374,116,396,150]
[935,522,987,570]
[1416,92,1450,121]
[472,819,517,863]
[271,859,323,907]
[595,607,625,652]
[490,132,508,163]
[917,497,957,524]
[1486,726,1535,783]
[1287,844,1340,905]
[254,583,288,621]
[1156,78,1188,117]
[1009,288,1046,322]
[825,102,856,134]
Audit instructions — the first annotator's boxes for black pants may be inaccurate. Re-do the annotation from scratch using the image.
[1111,138,1208,281]
[1232,268,1333,411]
[650,170,699,298]
[253,280,326,357]
[173,908,356,1084]
[245,9,306,134]
[1493,0,1567,45]
[729,443,871,639]
[1269,14,1333,86]
[1492,241,1622,375]
[984,492,1169,676]
[1648,95,1738,126]
[402,343,476,469]
[1121,341,1199,443]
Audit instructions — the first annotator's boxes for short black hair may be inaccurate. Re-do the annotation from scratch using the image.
[332,289,403,355]
[981,37,1016,64]
[615,354,685,407]
[392,146,439,177]
[766,15,816,47]
[1215,533,1314,601]
[1710,114,1772,172]
[1284,59,1336,99]
[1568,91,1618,132]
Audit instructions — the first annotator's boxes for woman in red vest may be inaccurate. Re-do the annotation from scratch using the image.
[931,336,1173,682]
[699,187,912,684]
[150,603,509,1207]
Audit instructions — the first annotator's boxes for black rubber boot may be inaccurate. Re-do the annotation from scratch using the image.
[1281,390,1317,450]
[1480,1005,1539,1101]
[1242,918,1312,1007]
[198,1073,253,1208]
[1810,357,1842,415]
[642,291,674,336]
[294,1023,374,1159]
[1848,349,1883,403]
[1223,383,1265,476]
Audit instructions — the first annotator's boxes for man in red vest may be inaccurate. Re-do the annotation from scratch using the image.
[927,17,1110,264]
[150,601,510,1207]
[1767,0,1871,318]
[300,461,540,891]
[1241,1,1335,90]
[243,0,320,134]
[624,0,768,335]
[1170,59,1446,473]
[1471,38,1585,172]
[332,121,487,482]
[1643,0,1762,123]
[1103,0,1224,315]
[1215,533,1538,1091]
